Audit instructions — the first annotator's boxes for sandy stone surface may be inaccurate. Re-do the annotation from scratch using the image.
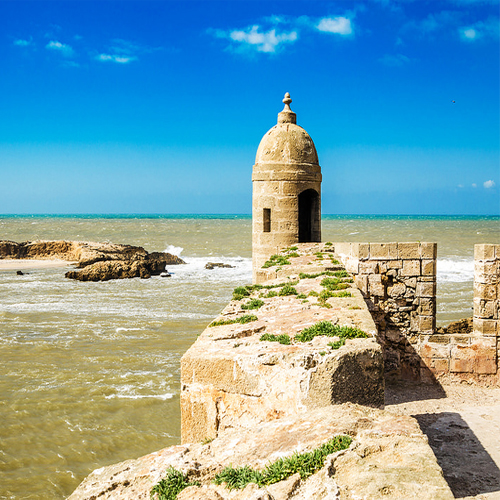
[385,381,500,500]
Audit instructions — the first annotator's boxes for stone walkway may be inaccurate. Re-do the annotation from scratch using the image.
[385,381,500,500]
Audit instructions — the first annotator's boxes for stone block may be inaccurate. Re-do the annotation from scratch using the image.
[475,243,496,261]
[359,261,379,274]
[421,260,436,276]
[418,298,435,316]
[334,242,352,258]
[474,282,497,301]
[389,259,403,269]
[388,283,406,298]
[474,298,495,319]
[398,242,420,259]
[368,279,386,297]
[344,258,359,274]
[473,318,498,336]
[355,275,368,294]
[420,242,437,259]
[401,260,420,277]
[369,243,398,260]
[405,277,417,288]
[433,358,450,372]
[352,242,370,260]
[419,315,434,333]
[416,282,436,298]
[475,358,497,374]
[475,261,498,284]
[450,358,473,373]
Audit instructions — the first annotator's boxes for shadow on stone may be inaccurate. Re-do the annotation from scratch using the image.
[385,379,447,405]
[414,412,500,498]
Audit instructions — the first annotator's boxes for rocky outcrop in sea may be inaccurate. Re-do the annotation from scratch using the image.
[0,240,185,281]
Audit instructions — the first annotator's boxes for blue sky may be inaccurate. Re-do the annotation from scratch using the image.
[0,0,498,215]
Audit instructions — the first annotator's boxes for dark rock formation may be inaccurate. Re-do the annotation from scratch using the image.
[205,262,235,270]
[66,251,184,281]
[0,240,185,282]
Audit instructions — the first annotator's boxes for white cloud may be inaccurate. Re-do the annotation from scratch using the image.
[472,183,477,188]
[95,53,137,64]
[462,28,477,39]
[45,40,74,57]
[459,17,499,41]
[222,25,298,53]
[379,53,411,66]
[14,39,31,47]
[317,16,353,35]
[484,180,496,188]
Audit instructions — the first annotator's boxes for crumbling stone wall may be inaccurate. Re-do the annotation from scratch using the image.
[335,242,436,380]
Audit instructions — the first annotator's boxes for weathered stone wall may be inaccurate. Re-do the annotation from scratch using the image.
[335,242,437,380]
[417,244,499,384]
[335,242,499,385]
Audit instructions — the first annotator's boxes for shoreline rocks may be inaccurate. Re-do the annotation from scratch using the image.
[0,240,185,281]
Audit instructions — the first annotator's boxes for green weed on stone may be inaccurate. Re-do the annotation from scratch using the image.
[151,467,200,500]
[295,321,368,343]
[241,299,264,310]
[213,436,352,490]
[209,315,258,327]
[259,333,291,345]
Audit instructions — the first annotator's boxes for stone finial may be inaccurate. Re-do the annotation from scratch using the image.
[282,92,292,111]
[278,92,296,124]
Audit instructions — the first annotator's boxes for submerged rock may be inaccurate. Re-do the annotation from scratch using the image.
[205,262,235,270]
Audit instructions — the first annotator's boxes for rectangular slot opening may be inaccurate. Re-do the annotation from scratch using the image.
[263,208,271,233]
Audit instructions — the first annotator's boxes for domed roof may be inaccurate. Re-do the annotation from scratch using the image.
[255,93,318,165]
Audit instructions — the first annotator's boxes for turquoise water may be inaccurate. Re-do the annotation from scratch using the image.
[0,214,499,499]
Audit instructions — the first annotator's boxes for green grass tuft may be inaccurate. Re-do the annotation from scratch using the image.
[232,286,250,301]
[320,277,350,291]
[151,467,200,500]
[213,436,352,490]
[295,321,368,343]
[262,254,291,268]
[259,333,291,345]
[209,315,258,327]
[279,284,298,296]
[241,298,265,310]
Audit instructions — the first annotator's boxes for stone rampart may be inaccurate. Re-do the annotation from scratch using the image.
[181,243,384,444]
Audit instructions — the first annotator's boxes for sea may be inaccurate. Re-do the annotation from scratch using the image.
[0,214,498,499]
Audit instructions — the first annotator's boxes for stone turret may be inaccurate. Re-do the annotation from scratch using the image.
[252,93,322,282]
